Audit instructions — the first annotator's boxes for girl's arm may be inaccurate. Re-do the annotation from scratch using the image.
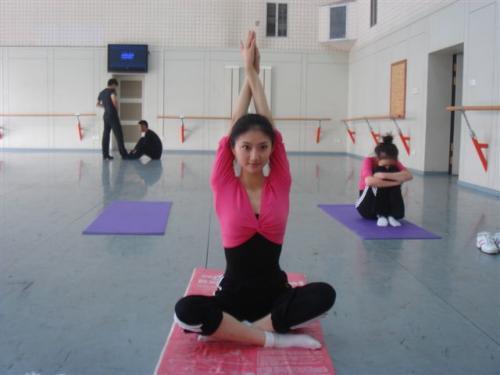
[243,34,273,126]
[365,176,402,188]
[230,79,252,131]
[246,66,273,126]
[373,170,413,183]
[213,31,260,185]
[229,31,258,133]
[243,32,289,184]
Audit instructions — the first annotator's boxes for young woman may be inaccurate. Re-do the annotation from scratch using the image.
[174,31,336,350]
[356,135,413,227]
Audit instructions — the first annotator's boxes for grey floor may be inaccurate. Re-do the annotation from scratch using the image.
[0,151,499,375]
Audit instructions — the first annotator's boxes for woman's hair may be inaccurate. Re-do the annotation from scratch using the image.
[229,114,275,147]
[374,134,399,159]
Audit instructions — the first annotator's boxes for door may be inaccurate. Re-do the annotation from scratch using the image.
[113,75,144,150]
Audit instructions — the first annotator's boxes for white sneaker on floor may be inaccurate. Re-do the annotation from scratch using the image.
[476,232,488,247]
[476,232,499,254]
[388,216,402,227]
[377,216,388,227]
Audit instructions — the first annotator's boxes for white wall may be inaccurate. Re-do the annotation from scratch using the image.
[0,47,348,153]
[0,48,102,149]
[347,0,500,192]
[158,48,348,152]
[458,0,500,192]
[0,0,343,52]
[354,0,457,49]
[348,28,429,170]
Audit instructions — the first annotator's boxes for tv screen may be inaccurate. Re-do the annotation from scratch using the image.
[108,44,148,73]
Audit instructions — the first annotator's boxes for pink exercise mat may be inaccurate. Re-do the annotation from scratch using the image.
[154,267,335,375]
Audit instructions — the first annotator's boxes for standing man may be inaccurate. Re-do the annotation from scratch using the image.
[97,78,129,160]
[129,120,163,160]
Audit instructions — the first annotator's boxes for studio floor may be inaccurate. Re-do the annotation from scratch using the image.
[1,150,499,375]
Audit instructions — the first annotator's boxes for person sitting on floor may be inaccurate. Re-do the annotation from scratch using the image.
[173,30,335,350]
[129,120,163,160]
[356,134,413,227]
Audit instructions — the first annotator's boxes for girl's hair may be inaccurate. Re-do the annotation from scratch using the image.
[374,134,399,159]
[229,114,275,147]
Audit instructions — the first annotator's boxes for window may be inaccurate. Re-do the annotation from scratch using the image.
[370,0,377,27]
[266,3,287,37]
[266,3,276,37]
[330,6,346,40]
[277,4,287,36]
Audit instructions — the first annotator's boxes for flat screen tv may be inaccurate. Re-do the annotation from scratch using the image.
[108,44,148,73]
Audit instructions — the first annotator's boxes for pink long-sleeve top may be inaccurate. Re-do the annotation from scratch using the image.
[358,156,406,190]
[210,130,292,248]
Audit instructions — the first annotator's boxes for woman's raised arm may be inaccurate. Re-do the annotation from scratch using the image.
[229,31,260,132]
[244,36,273,126]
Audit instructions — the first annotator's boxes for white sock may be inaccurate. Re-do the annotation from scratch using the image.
[377,216,388,227]
[264,331,321,350]
[388,216,401,227]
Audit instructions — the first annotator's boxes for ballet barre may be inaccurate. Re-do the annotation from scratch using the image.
[341,115,410,155]
[157,115,331,144]
[446,105,500,172]
[0,113,96,141]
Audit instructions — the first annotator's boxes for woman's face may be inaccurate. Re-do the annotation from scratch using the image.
[232,129,273,175]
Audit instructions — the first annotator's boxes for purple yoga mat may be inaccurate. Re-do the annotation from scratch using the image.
[83,201,172,235]
[318,204,441,240]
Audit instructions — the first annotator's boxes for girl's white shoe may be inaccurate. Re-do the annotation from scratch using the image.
[388,216,402,227]
[377,216,388,227]
[476,232,499,255]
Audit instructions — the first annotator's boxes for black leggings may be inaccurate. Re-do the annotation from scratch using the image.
[175,280,335,336]
[176,234,336,336]
[175,280,335,335]
[356,166,405,219]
